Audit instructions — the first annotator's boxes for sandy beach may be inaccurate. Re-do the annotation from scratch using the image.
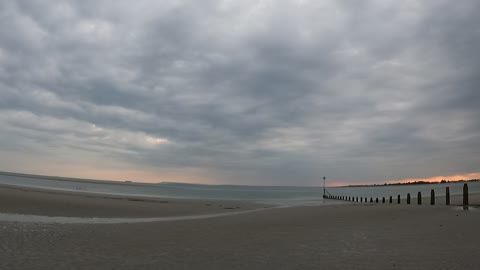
[0,185,266,218]
[0,186,479,270]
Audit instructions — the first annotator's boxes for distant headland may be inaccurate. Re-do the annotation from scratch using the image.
[346,178,479,187]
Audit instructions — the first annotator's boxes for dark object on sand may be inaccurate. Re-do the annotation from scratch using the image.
[446,187,450,205]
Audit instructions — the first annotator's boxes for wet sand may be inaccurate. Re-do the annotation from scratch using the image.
[0,186,479,269]
[0,185,265,218]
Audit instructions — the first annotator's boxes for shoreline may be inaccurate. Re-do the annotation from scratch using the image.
[0,184,269,218]
[1,183,480,269]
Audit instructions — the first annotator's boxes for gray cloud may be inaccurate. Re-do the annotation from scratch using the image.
[0,0,479,185]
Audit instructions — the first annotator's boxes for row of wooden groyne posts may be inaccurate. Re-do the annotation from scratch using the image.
[324,183,471,208]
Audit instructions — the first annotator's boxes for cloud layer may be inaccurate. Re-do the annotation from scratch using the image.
[1,0,479,185]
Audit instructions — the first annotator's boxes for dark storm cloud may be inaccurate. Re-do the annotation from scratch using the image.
[0,0,479,184]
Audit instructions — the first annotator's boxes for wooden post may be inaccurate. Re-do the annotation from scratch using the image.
[389,196,392,204]
[375,198,379,203]
[417,192,422,205]
[446,187,450,205]
[361,197,363,202]
[430,189,435,205]
[407,193,411,204]
[463,183,469,209]
[397,194,400,204]
[382,197,385,203]
[365,197,367,203]
[370,198,373,203]
[356,197,358,202]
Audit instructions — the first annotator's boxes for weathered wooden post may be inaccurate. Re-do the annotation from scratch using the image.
[463,183,469,209]
[361,197,363,202]
[407,193,411,204]
[375,198,379,203]
[389,196,392,204]
[356,197,358,202]
[382,197,385,203]
[446,187,450,205]
[430,189,435,205]
[397,194,400,204]
[365,197,367,203]
[417,192,422,205]
[370,197,373,203]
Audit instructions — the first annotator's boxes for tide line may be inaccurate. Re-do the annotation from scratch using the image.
[0,206,282,224]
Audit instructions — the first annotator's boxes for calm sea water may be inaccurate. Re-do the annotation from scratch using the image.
[0,172,478,206]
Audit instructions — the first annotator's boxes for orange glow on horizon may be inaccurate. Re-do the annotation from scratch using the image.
[329,172,480,187]
[392,172,480,184]
[5,165,218,185]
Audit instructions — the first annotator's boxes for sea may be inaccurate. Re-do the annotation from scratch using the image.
[0,171,478,206]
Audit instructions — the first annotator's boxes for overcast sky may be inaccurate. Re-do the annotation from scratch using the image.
[0,0,479,185]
